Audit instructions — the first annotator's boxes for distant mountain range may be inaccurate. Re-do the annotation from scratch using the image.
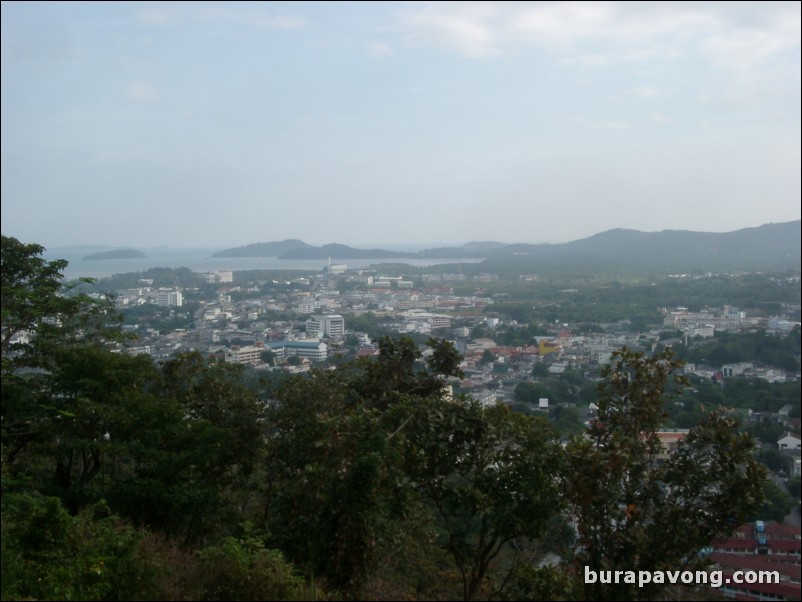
[212,221,800,271]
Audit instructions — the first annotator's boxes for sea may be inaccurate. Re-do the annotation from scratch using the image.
[44,247,482,282]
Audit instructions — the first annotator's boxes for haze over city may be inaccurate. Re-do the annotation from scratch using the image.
[2,1,800,250]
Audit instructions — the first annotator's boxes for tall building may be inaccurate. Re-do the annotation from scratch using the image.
[324,314,345,338]
[157,289,183,307]
[306,314,345,338]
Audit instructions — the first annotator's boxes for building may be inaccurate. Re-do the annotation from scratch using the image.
[225,345,264,365]
[306,314,345,338]
[324,314,345,338]
[266,340,328,362]
[156,289,183,307]
[298,300,316,314]
[306,316,324,337]
[777,432,801,452]
[203,271,233,283]
[655,430,689,463]
[711,521,801,601]
[722,362,754,378]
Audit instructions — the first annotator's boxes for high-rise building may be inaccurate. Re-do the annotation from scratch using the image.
[307,314,345,338]
[324,314,345,338]
[157,289,183,307]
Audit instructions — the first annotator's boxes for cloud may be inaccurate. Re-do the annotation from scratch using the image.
[395,1,800,72]
[575,116,634,130]
[399,2,502,58]
[703,27,799,72]
[368,41,393,59]
[511,2,716,47]
[125,82,158,101]
[137,8,175,26]
[253,16,307,30]
[623,84,660,98]
[651,111,672,125]
[137,4,306,31]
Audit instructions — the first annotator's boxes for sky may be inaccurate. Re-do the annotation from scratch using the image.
[1,1,800,250]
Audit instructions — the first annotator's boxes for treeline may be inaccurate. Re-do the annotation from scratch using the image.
[0,236,768,601]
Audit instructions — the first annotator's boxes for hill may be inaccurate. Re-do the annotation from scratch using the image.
[479,221,801,274]
[212,239,312,257]
[211,221,800,274]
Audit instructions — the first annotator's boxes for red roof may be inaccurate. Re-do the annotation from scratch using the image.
[766,522,802,539]
[715,539,757,551]
[710,552,801,581]
[722,575,802,598]
[771,539,801,553]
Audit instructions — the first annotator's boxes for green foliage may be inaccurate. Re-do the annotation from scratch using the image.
[493,564,575,601]
[532,362,550,378]
[566,348,765,601]
[1,493,153,601]
[341,312,394,340]
[2,236,129,480]
[261,349,278,365]
[403,399,563,601]
[194,535,319,601]
[552,405,584,437]
[681,328,801,372]
[787,477,801,499]
[264,336,458,594]
[265,336,560,600]
[266,350,385,586]
[756,447,792,473]
[111,352,266,541]
[754,481,795,523]
[1,235,81,356]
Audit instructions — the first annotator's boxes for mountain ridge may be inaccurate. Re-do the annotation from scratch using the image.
[210,221,800,270]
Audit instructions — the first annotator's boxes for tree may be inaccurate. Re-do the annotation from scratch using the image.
[2,236,124,470]
[110,352,267,541]
[1,236,120,361]
[402,398,563,601]
[787,477,801,500]
[263,336,561,599]
[755,481,794,523]
[532,362,550,378]
[263,336,455,594]
[566,348,765,601]
[1,236,71,355]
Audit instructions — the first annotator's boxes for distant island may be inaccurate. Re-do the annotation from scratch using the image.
[213,241,488,260]
[83,249,147,261]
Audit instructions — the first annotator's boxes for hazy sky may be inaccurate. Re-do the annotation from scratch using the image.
[2,1,800,249]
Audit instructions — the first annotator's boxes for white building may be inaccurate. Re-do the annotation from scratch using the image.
[306,316,324,337]
[157,289,183,307]
[225,345,264,365]
[306,314,345,338]
[298,301,316,314]
[266,340,328,362]
[721,362,753,377]
[202,271,233,284]
[778,432,801,452]
[325,315,345,338]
